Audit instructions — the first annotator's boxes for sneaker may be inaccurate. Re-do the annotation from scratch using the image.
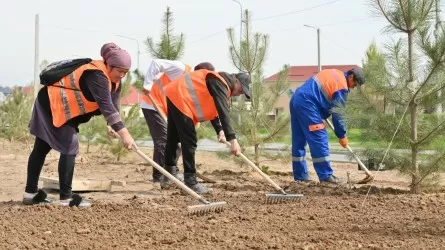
[23,189,53,205]
[186,183,211,194]
[320,175,343,184]
[152,177,162,183]
[176,173,184,182]
[59,194,91,207]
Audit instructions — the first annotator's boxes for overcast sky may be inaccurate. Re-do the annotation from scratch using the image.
[2,0,440,87]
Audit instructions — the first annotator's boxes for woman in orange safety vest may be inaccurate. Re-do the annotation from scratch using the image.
[23,43,137,207]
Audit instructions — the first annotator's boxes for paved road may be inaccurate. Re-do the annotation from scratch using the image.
[137,139,356,163]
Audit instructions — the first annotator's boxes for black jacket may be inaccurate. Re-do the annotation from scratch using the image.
[205,72,236,141]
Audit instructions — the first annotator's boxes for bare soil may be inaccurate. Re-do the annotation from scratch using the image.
[1,139,445,249]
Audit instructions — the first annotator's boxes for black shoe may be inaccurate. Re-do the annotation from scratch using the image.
[23,189,53,205]
[321,175,343,184]
[59,194,91,207]
[184,173,211,194]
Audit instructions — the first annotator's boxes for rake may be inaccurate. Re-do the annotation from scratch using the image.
[134,149,227,215]
[325,119,374,184]
[146,93,217,184]
[222,141,303,204]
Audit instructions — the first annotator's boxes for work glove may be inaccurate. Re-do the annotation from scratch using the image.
[339,137,348,148]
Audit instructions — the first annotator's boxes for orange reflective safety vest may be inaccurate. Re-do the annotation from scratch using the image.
[47,60,117,128]
[164,69,230,124]
[142,65,191,117]
[313,69,348,102]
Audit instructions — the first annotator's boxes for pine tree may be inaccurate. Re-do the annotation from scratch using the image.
[347,0,445,192]
[0,87,33,142]
[145,6,185,60]
[227,10,290,166]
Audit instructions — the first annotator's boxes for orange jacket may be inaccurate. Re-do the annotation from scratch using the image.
[142,65,191,117]
[313,69,348,101]
[47,60,116,128]
[164,69,230,124]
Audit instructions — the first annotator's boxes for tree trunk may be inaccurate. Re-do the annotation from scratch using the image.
[254,144,260,166]
[407,29,420,193]
[86,139,90,154]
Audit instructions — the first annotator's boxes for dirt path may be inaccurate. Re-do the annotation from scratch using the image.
[1,139,445,249]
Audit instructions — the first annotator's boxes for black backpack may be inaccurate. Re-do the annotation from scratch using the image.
[39,58,92,86]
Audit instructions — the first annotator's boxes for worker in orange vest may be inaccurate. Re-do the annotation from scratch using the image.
[23,43,137,207]
[162,70,251,193]
[140,59,215,182]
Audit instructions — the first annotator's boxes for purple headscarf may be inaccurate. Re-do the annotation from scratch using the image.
[100,43,132,70]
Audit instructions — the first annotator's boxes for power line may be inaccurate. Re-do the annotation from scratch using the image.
[252,0,342,22]
[189,0,342,44]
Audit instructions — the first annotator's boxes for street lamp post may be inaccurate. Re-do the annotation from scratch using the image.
[304,24,321,72]
[116,35,140,70]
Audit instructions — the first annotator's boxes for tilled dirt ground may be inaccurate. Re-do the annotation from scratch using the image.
[1,139,445,249]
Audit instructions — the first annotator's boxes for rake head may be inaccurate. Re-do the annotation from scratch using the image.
[265,193,304,204]
[187,201,228,216]
[356,175,374,184]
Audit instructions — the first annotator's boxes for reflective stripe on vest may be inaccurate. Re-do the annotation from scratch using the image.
[314,76,331,102]
[58,79,71,121]
[314,69,344,102]
[59,72,88,121]
[155,79,165,95]
[184,73,205,122]
[70,72,86,114]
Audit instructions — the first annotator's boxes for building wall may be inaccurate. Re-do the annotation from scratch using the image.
[268,80,303,113]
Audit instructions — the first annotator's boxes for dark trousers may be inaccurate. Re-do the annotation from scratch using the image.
[142,108,181,179]
[164,99,197,175]
[25,137,76,200]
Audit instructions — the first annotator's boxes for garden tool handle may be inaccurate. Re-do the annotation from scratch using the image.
[222,141,286,194]
[324,119,373,177]
[146,92,168,122]
[134,149,209,204]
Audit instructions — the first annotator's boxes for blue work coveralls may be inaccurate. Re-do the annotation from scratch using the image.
[289,69,349,181]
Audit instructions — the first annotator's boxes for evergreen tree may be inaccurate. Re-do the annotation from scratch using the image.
[227,10,290,166]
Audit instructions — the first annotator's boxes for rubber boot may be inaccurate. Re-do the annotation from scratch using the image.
[184,173,210,194]
[160,165,178,189]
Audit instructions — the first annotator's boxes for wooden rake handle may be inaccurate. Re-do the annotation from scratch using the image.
[324,119,373,177]
[134,149,209,204]
[222,141,286,194]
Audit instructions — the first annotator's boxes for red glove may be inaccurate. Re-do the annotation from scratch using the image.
[339,137,348,148]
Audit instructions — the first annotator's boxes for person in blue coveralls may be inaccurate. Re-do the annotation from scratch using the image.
[289,68,365,183]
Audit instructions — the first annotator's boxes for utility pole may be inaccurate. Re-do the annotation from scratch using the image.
[304,24,321,72]
[435,0,442,113]
[33,14,40,101]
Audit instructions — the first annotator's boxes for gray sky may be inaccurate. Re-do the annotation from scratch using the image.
[0,0,422,87]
